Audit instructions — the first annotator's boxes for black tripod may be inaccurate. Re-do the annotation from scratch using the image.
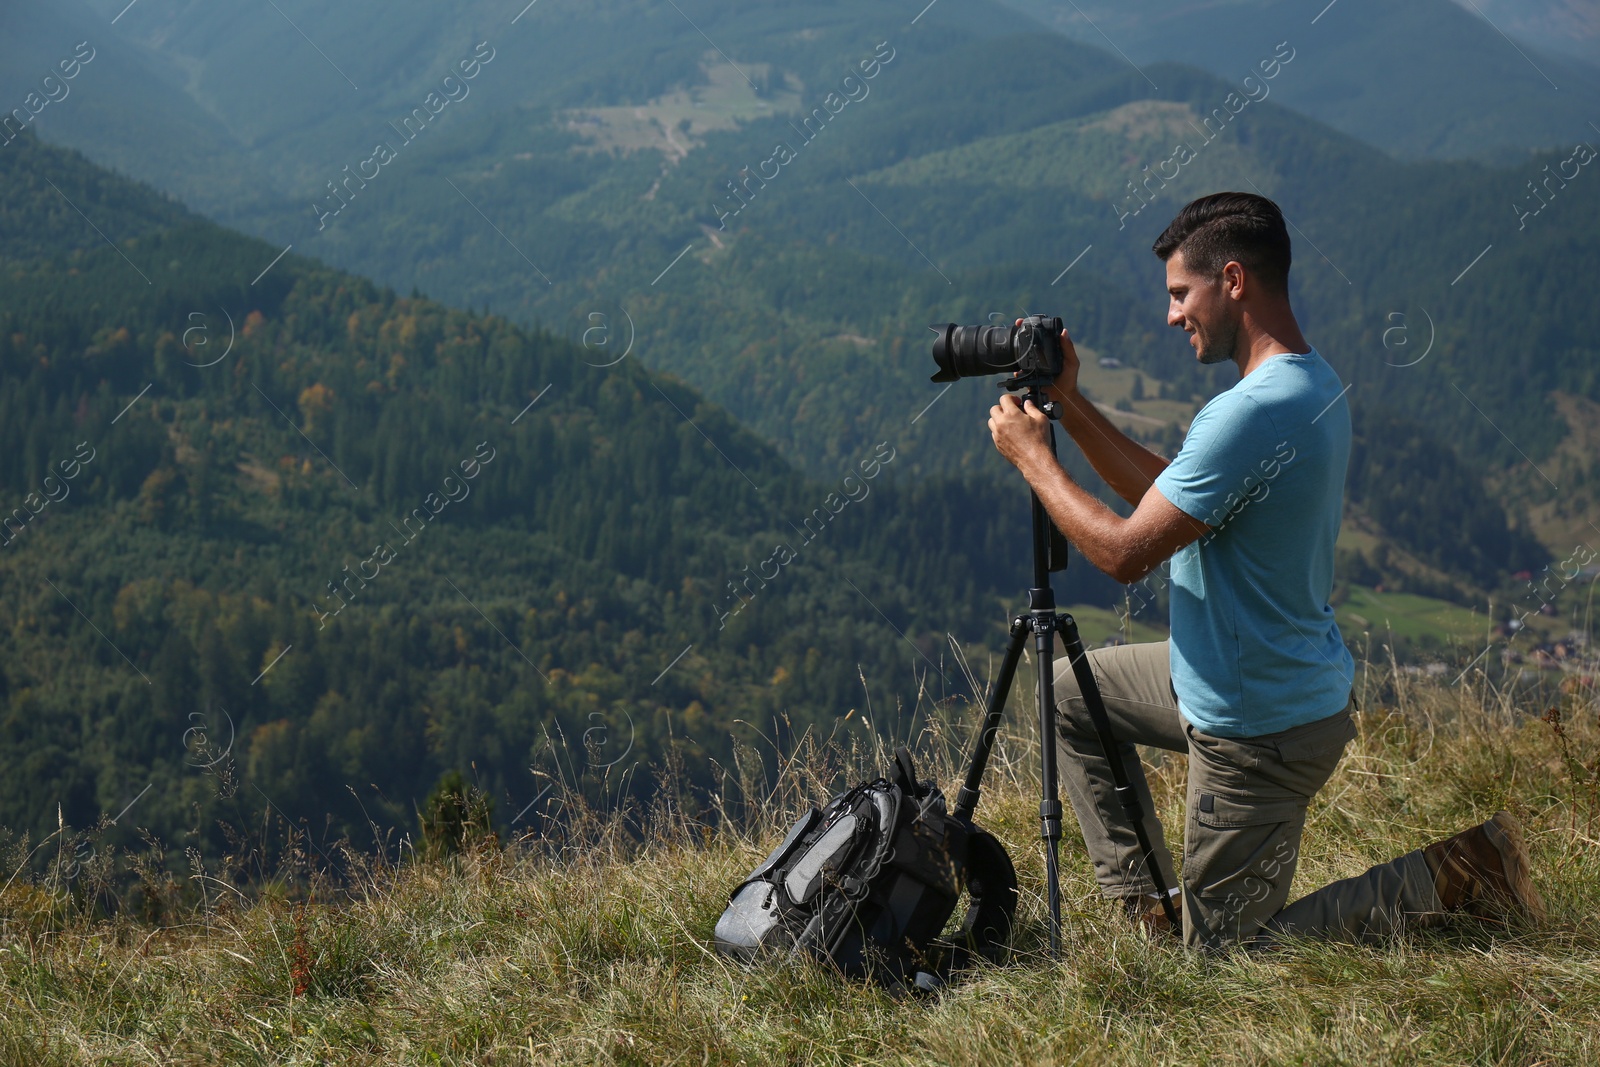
[950,378,1180,956]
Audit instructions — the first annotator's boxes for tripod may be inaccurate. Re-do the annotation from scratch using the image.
[950,378,1181,956]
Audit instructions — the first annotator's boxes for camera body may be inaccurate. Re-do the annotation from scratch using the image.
[930,314,1064,385]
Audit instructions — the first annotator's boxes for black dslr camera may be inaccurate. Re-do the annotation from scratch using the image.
[929,314,1065,386]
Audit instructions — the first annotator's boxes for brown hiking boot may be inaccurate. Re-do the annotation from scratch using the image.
[1123,892,1183,939]
[1422,812,1546,925]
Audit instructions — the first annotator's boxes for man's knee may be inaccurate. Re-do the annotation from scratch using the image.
[1182,807,1307,950]
[1052,652,1098,738]
[1052,655,1081,700]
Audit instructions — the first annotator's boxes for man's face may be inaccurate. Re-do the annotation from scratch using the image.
[1166,249,1239,366]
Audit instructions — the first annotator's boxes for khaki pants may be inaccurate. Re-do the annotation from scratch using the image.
[1054,640,1443,951]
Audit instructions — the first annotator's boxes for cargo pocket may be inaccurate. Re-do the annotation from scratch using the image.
[1193,792,1303,830]
[1186,793,1307,950]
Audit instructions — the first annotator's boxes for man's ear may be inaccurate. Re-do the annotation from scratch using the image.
[1223,261,1247,299]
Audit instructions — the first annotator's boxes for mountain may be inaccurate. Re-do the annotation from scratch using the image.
[995,0,1600,161]
[1451,0,1600,65]
[0,0,283,219]
[1,130,1126,849]
[7,2,1593,619]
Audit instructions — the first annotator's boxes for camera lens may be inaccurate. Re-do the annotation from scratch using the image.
[929,323,1016,382]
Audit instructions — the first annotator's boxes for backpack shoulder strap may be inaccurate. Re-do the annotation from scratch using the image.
[945,825,1017,973]
[893,745,921,798]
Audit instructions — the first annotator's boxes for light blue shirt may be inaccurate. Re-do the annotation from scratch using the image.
[1151,348,1354,738]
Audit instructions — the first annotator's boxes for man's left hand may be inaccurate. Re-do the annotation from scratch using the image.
[988,393,1052,471]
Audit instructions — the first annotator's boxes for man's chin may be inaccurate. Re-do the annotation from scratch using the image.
[1197,346,1232,365]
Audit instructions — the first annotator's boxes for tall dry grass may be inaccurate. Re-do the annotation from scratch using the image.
[1,652,1597,1065]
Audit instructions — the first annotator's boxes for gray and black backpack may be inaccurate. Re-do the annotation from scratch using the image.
[713,746,1016,989]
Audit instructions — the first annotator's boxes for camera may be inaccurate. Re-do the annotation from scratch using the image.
[929,314,1065,384]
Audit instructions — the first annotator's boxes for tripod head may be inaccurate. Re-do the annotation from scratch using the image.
[999,371,1062,418]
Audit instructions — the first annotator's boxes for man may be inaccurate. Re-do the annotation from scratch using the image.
[986,191,1544,951]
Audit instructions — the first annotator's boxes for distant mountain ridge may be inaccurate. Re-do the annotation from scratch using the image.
[1450,0,1600,64]
[995,0,1600,160]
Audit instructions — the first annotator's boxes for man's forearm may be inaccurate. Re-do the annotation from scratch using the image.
[1013,449,1135,582]
[988,392,1208,584]
[1051,388,1171,508]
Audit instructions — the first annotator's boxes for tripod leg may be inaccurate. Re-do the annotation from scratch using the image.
[1057,616,1181,934]
[954,607,1070,956]
[1032,605,1065,958]
[952,615,1030,823]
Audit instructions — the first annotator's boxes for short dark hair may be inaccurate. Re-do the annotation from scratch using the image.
[1152,192,1291,294]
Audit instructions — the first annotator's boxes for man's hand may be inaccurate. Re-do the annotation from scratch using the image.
[988,393,1052,472]
[988,387,1209,582]
[1016,320,1082,404]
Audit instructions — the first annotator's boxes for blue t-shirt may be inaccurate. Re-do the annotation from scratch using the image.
[1151,348,1354,738]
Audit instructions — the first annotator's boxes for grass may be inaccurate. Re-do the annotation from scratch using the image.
[1335,584,1596,665]
[1073,351,1198,434]
[1335,586,1494,648]
[1,659,1598,1065]
[1061,602,1170,647]
[564,57,800,161]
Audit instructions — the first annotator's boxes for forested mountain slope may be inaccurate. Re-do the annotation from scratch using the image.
[13,3,1588,589]
[0,132,1119,849]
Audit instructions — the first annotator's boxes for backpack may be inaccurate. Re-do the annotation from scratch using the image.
[712,746,1016,989]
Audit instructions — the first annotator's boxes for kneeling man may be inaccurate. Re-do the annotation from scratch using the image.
[986,192,1543,950]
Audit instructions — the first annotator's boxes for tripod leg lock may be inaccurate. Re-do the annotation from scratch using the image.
[1113,784,1145,823]
[1038,798,1062,841]
[955,785,981,815]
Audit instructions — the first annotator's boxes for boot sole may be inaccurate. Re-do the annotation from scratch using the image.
[1482,812,1547,925]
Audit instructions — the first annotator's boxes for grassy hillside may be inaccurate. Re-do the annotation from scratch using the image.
[2,663,1597,1064]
